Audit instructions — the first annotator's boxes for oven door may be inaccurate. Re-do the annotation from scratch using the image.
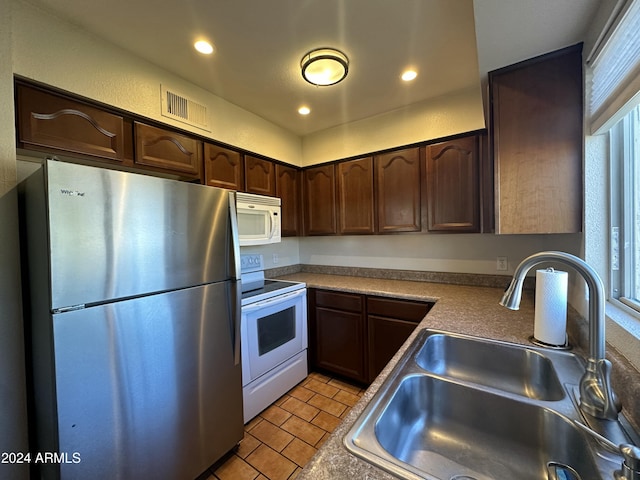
[241,288,307,385]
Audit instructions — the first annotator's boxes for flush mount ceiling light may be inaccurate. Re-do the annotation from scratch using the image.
[300,48,349,86]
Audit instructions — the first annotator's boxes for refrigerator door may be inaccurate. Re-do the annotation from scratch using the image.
[43,160,233,310]
[51,282,243,480]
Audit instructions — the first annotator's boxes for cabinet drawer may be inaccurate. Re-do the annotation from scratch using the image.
[314,290,363,312]
[367,296,431,323]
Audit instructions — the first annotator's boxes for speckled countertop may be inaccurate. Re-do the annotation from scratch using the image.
[272,272,640,480]
[275,272,542,480]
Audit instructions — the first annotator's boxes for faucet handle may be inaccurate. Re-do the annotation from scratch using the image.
[597,359,622,419]
[615,444,640,480]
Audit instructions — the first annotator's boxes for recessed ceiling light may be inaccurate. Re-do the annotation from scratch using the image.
[401,70,418,81]
[298,106,311,115]
[194,40,214,55]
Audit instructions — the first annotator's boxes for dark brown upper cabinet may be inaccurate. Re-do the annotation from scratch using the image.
[276,164,301,237]
[134,122,202,179]
[203,143,244,190]
[426,135,480,232]
[16,82,127,162]
[374,148,421,233]
[303,164,337,236]
[244,156,276,196]
[489,44,583,234]
[337,157,375,234]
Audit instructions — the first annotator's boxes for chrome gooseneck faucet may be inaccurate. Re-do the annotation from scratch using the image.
[500,251,621,421]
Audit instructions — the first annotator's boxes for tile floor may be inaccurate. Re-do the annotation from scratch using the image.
[205,372,365,480]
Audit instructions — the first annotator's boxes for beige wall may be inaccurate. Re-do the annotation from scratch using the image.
[301,85,486,166]
[12,0,302,166]
[0,0,29,478]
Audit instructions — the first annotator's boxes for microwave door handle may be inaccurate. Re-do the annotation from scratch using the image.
[268,212,275,240]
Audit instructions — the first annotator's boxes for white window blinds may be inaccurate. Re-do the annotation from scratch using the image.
[589,0,640,134]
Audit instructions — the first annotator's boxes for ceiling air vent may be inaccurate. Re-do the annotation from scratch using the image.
[160,85,210,131]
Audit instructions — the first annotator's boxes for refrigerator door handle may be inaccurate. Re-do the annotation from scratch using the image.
[231,280,242,366]
[228,191,241,281]
[228,191,242,366]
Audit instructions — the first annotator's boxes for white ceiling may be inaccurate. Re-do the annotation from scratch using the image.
[28,0,602,137]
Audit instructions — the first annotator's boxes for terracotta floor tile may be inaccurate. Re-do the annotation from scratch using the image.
[315,431,331,449]
[244,416,263,432]
[260,404,292,426]
[250,419,294,452]
[333,389,362,407]
[327,377,363,395]
[282,437,318,467]
[213,454,259,480]
[246,444,297,480]
[236,432,261,459]
[280,395,320,422]
[305,372,331,384]
[307,393,347,417]
[216,373,363,479]
[273,394,288,407]
[304,379,340,398]
[288,384,315,402]
[281,415,326,446]
[311,410,342,432]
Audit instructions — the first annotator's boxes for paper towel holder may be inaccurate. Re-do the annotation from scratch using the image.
[528,334,571,350]
[530,266,572,350]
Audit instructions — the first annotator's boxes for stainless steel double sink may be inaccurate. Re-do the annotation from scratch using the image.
[344,329,638,480]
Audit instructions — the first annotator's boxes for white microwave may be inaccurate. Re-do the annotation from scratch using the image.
[235,192,281,246]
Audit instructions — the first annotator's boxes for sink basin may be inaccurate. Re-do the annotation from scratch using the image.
[374,375,599,480]
[415,332,564,400]
[344,329,628,480]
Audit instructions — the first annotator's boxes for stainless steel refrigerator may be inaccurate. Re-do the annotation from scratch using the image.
[19,159,243,480]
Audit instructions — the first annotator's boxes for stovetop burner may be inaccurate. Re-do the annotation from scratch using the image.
[240,254,305,306]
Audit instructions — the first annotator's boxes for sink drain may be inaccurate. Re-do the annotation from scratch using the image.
[450,476,478,480]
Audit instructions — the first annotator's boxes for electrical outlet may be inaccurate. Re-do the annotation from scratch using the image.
[272,253,279,264]
[497,256,508,271]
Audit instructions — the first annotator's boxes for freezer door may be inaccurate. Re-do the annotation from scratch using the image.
[43,160,234,309]
[50,283,243,480]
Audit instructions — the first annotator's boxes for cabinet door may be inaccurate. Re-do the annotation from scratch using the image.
[366,296,432,382]
[310,290,366,383]
[16,83,126,162]
[426,136,480,232]
[276,164,301,237]
[303,164,337,235]
[337,157,375,234]
[490,44,582,234]
[367,316,417,383]
[134,122,202,178]
[245,156,276,196]
[375,148,421,232]
[204,143,244,190]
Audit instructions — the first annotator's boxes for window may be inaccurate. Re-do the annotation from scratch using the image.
[610,104,640,313]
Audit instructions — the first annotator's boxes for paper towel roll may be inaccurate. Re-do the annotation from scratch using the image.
[534,268,568,346]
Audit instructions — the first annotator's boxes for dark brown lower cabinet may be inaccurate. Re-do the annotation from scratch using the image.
[309,288,433,384]
[367,296,432,382]
[309,289,367,383]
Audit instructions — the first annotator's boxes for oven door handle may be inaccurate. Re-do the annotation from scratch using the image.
[242,288,305,312]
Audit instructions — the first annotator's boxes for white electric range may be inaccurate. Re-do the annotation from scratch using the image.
[240,254,308,423]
